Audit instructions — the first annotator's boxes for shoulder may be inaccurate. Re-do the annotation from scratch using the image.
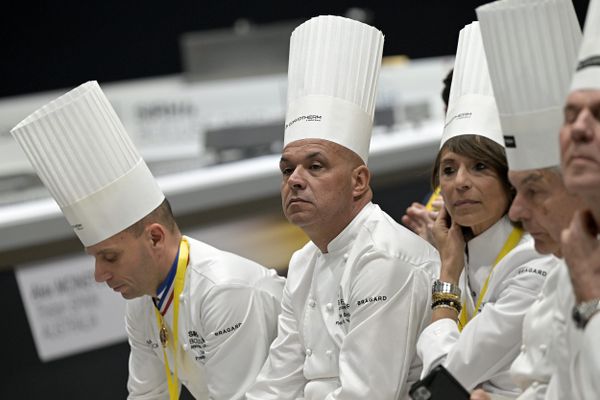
[504,234,559,277]
[185,236,278,287]
[352,205,439,270]
[495,236,560,293]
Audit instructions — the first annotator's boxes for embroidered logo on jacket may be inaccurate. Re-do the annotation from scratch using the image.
[188,330,206,361]
[336,297,351,326]
[214,322,242,337]
[356,295,387,307]
[517,267,547,277]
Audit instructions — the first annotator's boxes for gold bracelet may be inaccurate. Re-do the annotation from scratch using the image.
[432,292,461,303]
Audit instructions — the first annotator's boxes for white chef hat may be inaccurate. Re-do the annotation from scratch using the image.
[477,0,581,171]
[441,22,503,148]
[284,15,384,163]
[10,81,165,247]
[571,0,600,90]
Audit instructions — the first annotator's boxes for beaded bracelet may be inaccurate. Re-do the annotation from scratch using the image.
[432,298,462,313]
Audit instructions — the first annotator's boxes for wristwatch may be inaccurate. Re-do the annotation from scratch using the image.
[572,298,600,329]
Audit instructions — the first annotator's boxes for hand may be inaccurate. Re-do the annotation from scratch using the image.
[561,209,600,303]
[401,200,442,246]
[470,389,491,400]
[432,207,465,284]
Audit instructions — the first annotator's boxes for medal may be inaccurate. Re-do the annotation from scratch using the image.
[159,322,168,348]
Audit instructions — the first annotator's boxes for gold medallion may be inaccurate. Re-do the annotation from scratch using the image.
[160,324,168,348]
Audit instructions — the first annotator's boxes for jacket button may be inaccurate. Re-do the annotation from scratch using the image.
[325,350,333,357]
[183,343,189,351]
[308,299,316,308]
[520,344,526,353]
[179,294,185,303]
[305,348,312,356]
[326,303,333,312]
[539,344,547,353]
[343,253,349,261]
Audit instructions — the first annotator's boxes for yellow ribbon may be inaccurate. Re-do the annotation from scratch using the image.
[458,227,523,331]
[425,186,443,211]
[154,238,190,400]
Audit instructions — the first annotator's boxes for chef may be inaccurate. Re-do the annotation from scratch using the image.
[10,81,285,400]
[559,0,600,397]
[473,0,583,398]
[246,15,439,400]
[416,19,556,398]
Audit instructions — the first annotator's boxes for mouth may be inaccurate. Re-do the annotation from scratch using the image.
[528,231,547,239]
[568,153,596,165]
[453,199,480,207]
[288,198,310,207]
[110,283,125,292]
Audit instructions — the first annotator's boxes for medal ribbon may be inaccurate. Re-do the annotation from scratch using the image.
[154,238,189,400]
[425,186,442,211]
[458,227,523,331]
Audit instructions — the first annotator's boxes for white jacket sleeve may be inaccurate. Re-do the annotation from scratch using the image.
[200,284,280,400]
[570,314,600,400]
[417,260,548,391]
[126,301,172,400]
[245,284,308,400]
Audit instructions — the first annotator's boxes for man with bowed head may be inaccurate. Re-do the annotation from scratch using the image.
[10,81,285,400]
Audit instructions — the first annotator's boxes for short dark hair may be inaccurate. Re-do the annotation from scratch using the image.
[431,135,513,203]
[441,69,453,109]
[126,198,179,237]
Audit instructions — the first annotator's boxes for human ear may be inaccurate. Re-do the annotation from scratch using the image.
[147,223,167,248]
[352,165,370,198]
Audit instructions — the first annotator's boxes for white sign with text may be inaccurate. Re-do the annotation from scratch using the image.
[15,254,127,361]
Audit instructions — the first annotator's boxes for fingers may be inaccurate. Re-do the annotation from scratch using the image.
[581,209,599,236]
[562,209,598,247]
[431,198,444,212]
[470,389,491,400]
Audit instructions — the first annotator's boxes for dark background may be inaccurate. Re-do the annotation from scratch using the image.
[1,0,590,98]
[0,0,591,398]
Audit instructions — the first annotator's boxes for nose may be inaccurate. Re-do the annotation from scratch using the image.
[454,165,472,191]
[570,108,594,144]
[287,166,307,191]
[508,191,528,222]
[94,259,111,283]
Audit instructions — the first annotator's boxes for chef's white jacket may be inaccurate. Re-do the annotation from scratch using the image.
[554,263,598,400]
[510,258,568,400]
[417,216,555,397]
[126,236,285,400]
[246,202,440,400]
[570,313,600,399]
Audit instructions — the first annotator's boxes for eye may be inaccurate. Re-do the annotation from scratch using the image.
[442,166,455,175]
[309,163,323,171]
[592,106,600,123]
[474,162,487,171]
[564,107,579,124]
[103,254,118,263]
[281,166,293,176]
[526,188,537,198]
